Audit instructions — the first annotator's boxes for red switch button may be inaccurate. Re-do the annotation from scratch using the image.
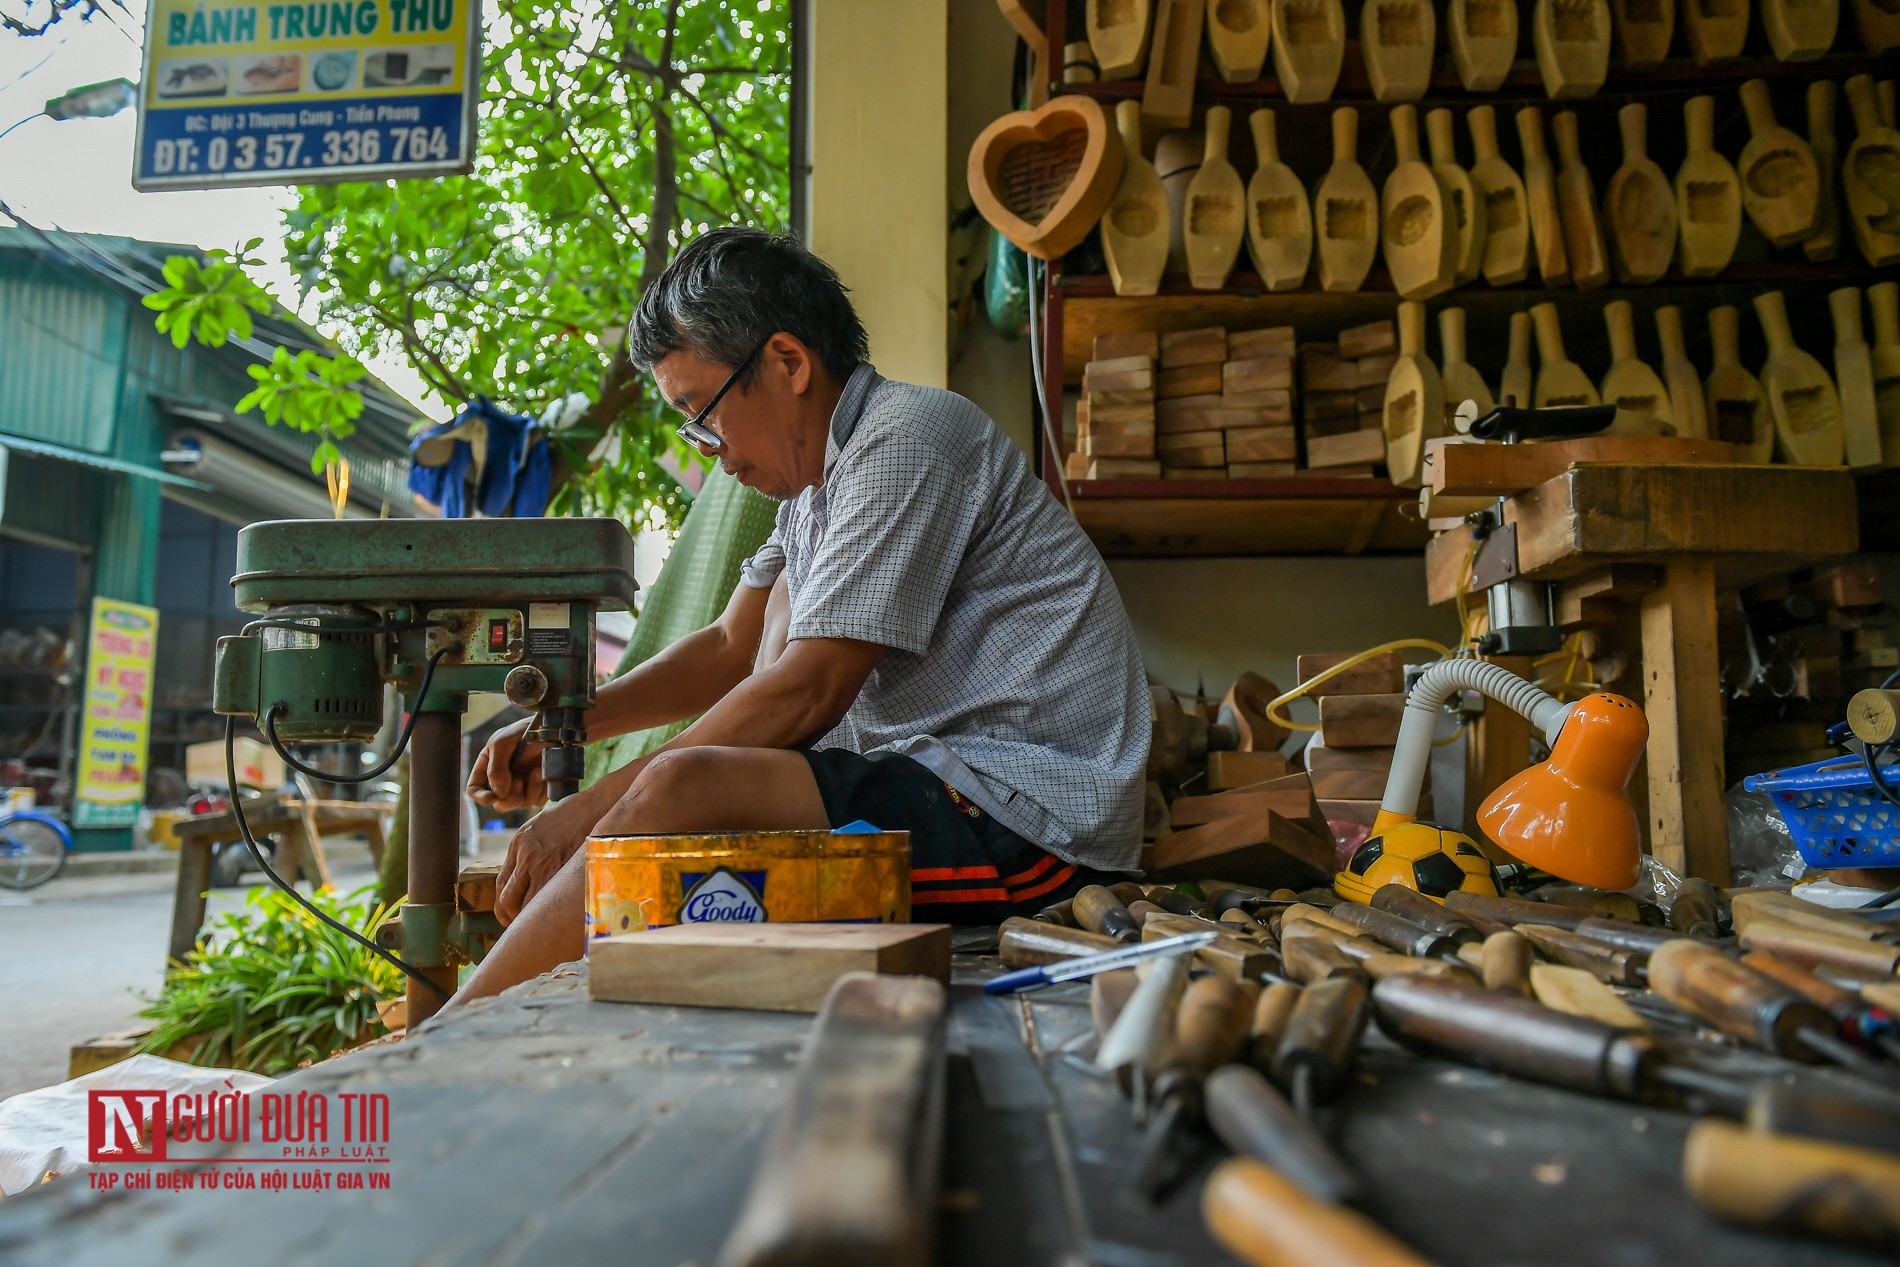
[489,619,509,651]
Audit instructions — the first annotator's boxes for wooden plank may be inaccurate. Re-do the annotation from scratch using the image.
[1070,490,1427,557]
[1307,742,1394,774]
[457,862,501,913]
[1425,435,1749,496]
[1160,325,1229,366]
[1170,774,1315,826]
[169,838,214,966]
[1307,428,1387,469]
[1310,766,1390,800]
[1298,649,1407,695]
[1206,749,1291,789]
[1318,692,1407,747]
[716,973,946,1267]
[1148,811,1336,885]
[1640,563,1729,883]
[1095,330,1160,361]
[589,924,952,1013]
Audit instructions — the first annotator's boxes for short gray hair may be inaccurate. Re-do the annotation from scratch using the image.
[627,228,869,383]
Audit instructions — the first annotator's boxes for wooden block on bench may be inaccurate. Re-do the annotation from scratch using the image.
[1297,650,1408,696]
[1147,812,1335,887]
[1206,748,1291,790]
[589,923,952,1013]
[1318,692,1407,747]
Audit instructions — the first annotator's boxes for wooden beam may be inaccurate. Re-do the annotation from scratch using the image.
[1426,436,1747,496]
[1640,563,1730,884]
[716,973,947,1267]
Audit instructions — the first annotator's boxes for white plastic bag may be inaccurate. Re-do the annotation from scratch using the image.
[0,1054,272,1194]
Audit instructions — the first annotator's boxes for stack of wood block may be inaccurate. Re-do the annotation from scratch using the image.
[1728,562,1895,777]
[1070,332,1160,480]
[1300,319,1395,478]
[1298,648,1431,831]
[1151,326,1301,478]
[1146,770,1340,887]
[1156,326,1234,478]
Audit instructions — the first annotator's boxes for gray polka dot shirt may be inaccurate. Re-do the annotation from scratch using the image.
[740,364,1148,871]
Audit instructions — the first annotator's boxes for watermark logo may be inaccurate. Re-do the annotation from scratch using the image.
[679,867,767,923]
[88,1090,168,1162]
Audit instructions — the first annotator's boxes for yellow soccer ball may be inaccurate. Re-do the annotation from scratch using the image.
[1333,820,1502,904]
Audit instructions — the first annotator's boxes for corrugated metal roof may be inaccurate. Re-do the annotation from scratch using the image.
[0,431,210,488]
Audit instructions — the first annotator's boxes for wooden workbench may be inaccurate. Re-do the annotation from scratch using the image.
[1424,460,1860,885]
[0,945,1882,1267]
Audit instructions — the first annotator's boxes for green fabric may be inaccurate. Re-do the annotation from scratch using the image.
[584,466,778,783]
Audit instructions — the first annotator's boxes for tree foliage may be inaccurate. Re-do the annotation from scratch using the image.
[283,0,792,527]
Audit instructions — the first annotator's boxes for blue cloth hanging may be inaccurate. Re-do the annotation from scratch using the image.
[407,398,552,518]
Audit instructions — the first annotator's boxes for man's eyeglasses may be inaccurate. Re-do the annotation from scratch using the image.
[676,337,767,453]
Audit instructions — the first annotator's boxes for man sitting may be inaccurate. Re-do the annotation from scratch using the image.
[449,228,1148,1010]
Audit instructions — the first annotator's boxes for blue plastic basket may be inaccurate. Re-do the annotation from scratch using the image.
[1743,755,1900,869]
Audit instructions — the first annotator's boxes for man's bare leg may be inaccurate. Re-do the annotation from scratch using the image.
[439,746,830,1013]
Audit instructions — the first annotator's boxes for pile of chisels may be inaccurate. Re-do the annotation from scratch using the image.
[997,878,1900,1264]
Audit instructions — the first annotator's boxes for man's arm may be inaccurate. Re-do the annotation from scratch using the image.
[469,575,774,809]
[491,633,884,922]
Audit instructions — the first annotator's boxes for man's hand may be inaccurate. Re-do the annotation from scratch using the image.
[468,717,548,812]
[494,786,605,924]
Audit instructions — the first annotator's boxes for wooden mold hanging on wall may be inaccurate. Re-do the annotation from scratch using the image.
[1705,305,1775,461]
[1246,109,1313,291]
[1439,308,1497,416]
[1144,0,1206,132]
[1384,300,1446,488]
[1683,0,1750,64]
[1501,310,1535,407]
[1271,0,1346,103]
[1850,0,1900,52]
[1806,81,1844,262]
[1599,299,1675,434]
[1760,0,1839,60]
[1869,282,1900,463]
[1655,306,1711,440]
[1427,108,1487,286]
[1675,95,1744,276]
[1830,287,1885,469]
[1362,0,1436,102]
[1088,0,1154,80]
[1449,0,1518,91]
[1315,106,1379,291]
[1604,102,1678,284]
[1186,105,1246,289]
[1531,302,1601,407]
[1755,289,1847,466]
[1469,106,1530,285]
[1383,104,1458,299]
[1552,111,1611,288]
[1516,107,1573,287]
[1102,100,1170,295]
[968,96,1125,260]
[1738,79,1823,248]
[1207,0,1271,82]
[1609,0,1674,69]
[1533,0,1611,98]
[1844,75,1900,267]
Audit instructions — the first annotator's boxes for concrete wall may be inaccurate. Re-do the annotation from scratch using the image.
[805,0,950,389]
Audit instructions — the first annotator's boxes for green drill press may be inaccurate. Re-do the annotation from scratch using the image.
[212,518,637,1025]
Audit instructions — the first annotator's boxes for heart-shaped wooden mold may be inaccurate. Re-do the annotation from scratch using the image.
[969,95,1124,261]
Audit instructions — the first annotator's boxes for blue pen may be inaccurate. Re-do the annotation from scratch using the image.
[983,930,1222,994]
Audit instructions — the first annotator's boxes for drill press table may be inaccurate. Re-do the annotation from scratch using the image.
[0,944,1883,1267]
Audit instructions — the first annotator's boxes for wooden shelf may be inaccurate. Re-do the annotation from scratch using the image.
[1059,49,1897,107]
[1066,478,1426,557]
[1053,261,1900,386]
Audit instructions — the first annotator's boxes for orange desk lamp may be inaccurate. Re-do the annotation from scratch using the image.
[1334,660,1649,904]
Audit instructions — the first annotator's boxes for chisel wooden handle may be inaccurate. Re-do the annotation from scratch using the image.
[1742,950,1863,1024]
[1033,898,1077,927]
[1127,899,1168,927]
[1284,933,1368,985]
[1273,975,1369,1102]
[1075,884,1141,942]
[1576,917,1689,955]
[1110,881,1149,907]
[1732,889,1898,944]
[999,917,1120,966]
[1175,974,1257,1076]
[1516,924,1645,986]
[1327,902,1457,960]
[1206,1067,1362,1208]
[1648,939,1832,1058]
[1371,974,1656,1099]
[1283,921,1387,965]
[1444,890,1599,931]
[1250,981,1302,1071]
[1738,918,1900,977]
[1282,903,1367,940]
[1684,1119,1900,1250]
[1670,878,1722,939]
[1482,930,1533,996]
[1370,883,1483,943]
[1204,1158,1434,1267]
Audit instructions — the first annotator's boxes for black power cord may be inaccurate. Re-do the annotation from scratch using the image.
[263,646,452,784]
[225,716,449,999]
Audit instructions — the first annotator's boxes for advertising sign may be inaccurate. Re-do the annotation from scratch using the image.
[72,597,159,829]
[133,0,481,189]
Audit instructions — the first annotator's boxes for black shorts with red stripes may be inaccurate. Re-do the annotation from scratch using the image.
[800,747,1119,925]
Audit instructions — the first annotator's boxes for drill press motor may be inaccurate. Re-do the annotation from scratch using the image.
[212,517,637,1024]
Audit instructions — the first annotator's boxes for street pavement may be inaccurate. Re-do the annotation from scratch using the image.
[0,850,379,1102]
